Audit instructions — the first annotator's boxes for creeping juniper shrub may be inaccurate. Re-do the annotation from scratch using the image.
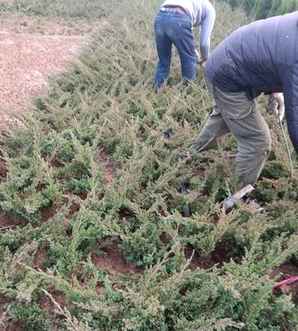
[9,303,50,331]
[0,1,298,330]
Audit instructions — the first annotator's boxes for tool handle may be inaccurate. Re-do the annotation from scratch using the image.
[232,185,254,201]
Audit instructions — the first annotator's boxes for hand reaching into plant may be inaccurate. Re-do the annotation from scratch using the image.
[267,92,285,122]
[195,49,206,68]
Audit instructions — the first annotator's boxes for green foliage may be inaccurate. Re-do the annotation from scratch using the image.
[224,0,298,18]
[9,302,50,330]
[0,0,298,330]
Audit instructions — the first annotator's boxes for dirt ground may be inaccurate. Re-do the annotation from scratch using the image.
[0,13,97,126]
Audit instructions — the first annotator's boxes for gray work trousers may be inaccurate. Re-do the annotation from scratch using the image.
[192,82,272,187]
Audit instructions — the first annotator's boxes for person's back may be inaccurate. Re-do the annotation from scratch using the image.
[162,0,212,26]
[154,0,215,89]
[205,12,298,96]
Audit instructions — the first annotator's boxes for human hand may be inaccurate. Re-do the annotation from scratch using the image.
[267,93,285,122]
[199,59,206,68]
[195,49,206,67]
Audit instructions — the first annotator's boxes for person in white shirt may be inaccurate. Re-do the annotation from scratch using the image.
[154,0,216,90]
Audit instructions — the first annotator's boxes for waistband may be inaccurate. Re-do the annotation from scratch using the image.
[160,5,190,17]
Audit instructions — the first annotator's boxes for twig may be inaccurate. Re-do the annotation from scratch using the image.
[0,225,16,231]
[278,118,294,178]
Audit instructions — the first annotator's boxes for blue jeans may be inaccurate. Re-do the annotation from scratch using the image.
[154,9,197,89]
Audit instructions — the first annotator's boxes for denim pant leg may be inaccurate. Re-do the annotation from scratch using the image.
[154,17,172,88]
[172,20,197,81]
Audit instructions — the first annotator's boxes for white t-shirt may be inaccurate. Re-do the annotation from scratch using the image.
[161,0,214,27]
[160,0,216,59]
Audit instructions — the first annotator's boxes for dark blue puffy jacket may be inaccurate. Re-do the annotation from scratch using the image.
[205,12,298,152]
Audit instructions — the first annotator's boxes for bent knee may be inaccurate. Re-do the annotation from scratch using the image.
[255,131,272,154]
[261,132,272,152]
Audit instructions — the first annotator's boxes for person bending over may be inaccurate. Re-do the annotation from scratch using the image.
[154,0,216,91]
[192,12,297,189]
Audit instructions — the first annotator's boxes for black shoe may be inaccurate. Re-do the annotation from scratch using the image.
[163,128,174,140]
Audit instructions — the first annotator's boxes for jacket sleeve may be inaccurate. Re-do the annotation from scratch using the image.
[199,3,216,60]
[283,64,298,153]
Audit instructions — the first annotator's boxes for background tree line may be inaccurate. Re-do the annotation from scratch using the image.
[225,0,298,18]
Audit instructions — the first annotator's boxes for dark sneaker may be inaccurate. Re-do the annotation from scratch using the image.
[163,128,174,140]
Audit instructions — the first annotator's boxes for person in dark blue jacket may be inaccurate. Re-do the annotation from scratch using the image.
[192,12,298,188]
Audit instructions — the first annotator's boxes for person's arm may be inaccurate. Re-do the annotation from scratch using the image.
[199,3,216,64]
[283,64,298,152]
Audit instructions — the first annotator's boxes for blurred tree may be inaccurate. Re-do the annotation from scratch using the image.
[221,0,298,18]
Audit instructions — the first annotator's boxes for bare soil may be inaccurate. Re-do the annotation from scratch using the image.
[185,239,241,270]
[33,245,48,270]
[96,149,117,185]
[5,321,24,331]
[0,13,97,127]
[92,237,142,275]
[0,14,98,36]
[0,212,23,230]
[0,32,83,113]
[39,288,66,314]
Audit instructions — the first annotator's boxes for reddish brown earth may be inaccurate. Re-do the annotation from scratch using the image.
[92,237,142,275]
[33,245,48,270]
[185,239,241,270]
[5,321,24,331]
[0,212,23,230]
[96,149,117,185]
[39,288,66,314]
